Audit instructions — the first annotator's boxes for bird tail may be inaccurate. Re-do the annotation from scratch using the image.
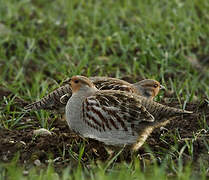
[24,85,71,111]
[140,97,193,118]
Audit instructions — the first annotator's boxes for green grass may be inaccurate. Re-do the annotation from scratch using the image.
[0,0,209,179]
[0,154,208,180]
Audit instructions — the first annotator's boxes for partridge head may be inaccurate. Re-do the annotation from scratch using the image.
[66,76,192,151]
[69,76,96,93]
[133,79,165,100]
[24,77,165,112]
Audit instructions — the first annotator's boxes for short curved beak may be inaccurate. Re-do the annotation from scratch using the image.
[160,85,166,90]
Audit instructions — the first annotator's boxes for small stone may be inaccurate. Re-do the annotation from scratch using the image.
[33,128,52,136]
[160,127,169,134]
[167,173,175,177]
[26,118,32,122]
[19,141,26,146]
[2,155,8,161]
[15,141,26,149]
[34,159,41,166]
[23,170,29,176]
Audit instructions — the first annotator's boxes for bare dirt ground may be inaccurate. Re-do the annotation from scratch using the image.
[0,85,208,172]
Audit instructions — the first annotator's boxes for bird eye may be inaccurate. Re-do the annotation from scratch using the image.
[74,80,79,84]
[154,84,158,88]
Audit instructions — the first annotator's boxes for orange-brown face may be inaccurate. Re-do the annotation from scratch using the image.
[69,76,95,93]
[151,81,161,97]
[140,79,165,99]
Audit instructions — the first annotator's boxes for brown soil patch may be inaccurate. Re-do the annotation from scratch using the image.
[0,86,208,171]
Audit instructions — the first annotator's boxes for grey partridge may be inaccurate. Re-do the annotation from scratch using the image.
[65,76,192,151]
